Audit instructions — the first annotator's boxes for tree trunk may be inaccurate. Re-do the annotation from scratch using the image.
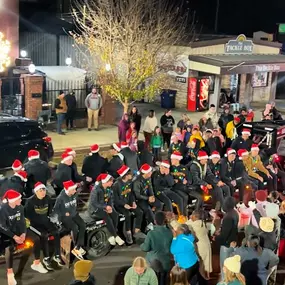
[123,99,129,114]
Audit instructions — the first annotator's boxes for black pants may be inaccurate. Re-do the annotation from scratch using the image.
[255,171,276,192]
[95,208,119,236]
[61,213,86,248]
[183,186,204,210]
[157,190,186,215]
[137,199,163,224]
[156,271,168,285]
[186,261,199,283]
[115,206,143,231]
[162,131,172,148]
[152,147,162,162]
[66,109,76,128]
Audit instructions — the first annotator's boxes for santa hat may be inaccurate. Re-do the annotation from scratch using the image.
[255,190,267,202]
[224,255,241,274]
[14,170,27,182]
[241,128,251,135]
[139,163,152,175]
[34,182,46,193]
[170,151,183,161]
[112,143,121,152]
[12,160,23,171]
[197,150,208,160]
[251,144,259,152]
[2,190,22,203]
[61,152,73,163]
[89,144,100,155]
[65,148,76,156]
[237,149,249,160]
[210,151,220,159]
[95,173,112,185]
[225,148,236,157]
[28,150,40,160]
[234,117,241,123]
[63,180,77,192]
[117,165,130,177]
[156,160,170,168]
[120,142,128,149]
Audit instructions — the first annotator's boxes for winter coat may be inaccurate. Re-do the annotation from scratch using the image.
[129,112,142,134]
[218,113,234,131]
[0,176,26,197]
[53,163,73,189]
[204,137,217,155]
[118,115,130,142]
[112,178,135,207]
[225,121,237,140]
[124,266,158,285]
[243,155,269,180]
[231,137,253,152]
[65,94,77,110]
[189,133,205,148]
[133,175,154,201]
[198,118,214,132]
[170,165,191,191]
[71,162,85,183]
[205,110,218,127]
[187,219,212,273]
[160,115,175,134]
[140,225,173,271]
[208,161,221,180]
[108,154,124,178]
[152,170,175,195]
[121,147,140,173]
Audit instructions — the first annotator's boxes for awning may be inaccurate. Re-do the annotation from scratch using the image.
[188,54,285,75]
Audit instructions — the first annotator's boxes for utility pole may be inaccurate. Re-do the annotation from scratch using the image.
[214,0,220,33]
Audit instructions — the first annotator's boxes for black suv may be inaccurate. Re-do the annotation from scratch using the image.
[0,114,54,170]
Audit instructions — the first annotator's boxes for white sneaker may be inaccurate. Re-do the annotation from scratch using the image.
[108,236,116,246]
[78,247,86,256]
[146,222,154,231]
[31,262,48,274]
[115,236,125,246]
[7,273,17,285]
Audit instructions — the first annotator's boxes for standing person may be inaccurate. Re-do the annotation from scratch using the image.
[160,109,175,149]
[69,260,96,285]
[177,113,191,131]
[124,256,158,285]
[55,90,67,135]
[126,122,138,152]
[143,110,158,149]
[169,265,188,285]
[108,143,124,178]
[231,128,253,152]
[218,105,234,134]
[118,114,130,142]
[205,104,219,128]
[140,211,173,285]
[65,90,77,130]
[85,87,103,131]
[129,106,142,136]
[225,117,240,142]
[150,126,164,162]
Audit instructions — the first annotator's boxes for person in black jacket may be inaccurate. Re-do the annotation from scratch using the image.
[25,182,64,270]
[168,134,185,160]
[190,151,230,210]
[24,149,51,198]
[133,164,163,226]
[53,180,86,259]
[65,90,77,130]
[218,105,234,134]
[112,165,143,244]
[160,109,175,149]
[88,173,125,246]
[128,106,142,136]
[120,142,140,173]
[107,143,124,178]
[203,129,217,155]
[152,160,186,216]
[170,151,203,210]
[231,128,253,152]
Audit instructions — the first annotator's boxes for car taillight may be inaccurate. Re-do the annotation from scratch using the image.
[43,137,52,143]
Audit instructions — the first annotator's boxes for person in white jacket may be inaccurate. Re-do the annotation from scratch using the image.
[143,110,158,149]
[205,104,218,128]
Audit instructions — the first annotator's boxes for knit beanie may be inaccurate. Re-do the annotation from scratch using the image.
[224,255,241,273]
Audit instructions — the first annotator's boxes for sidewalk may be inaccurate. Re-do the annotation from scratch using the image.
[48,102,265,153]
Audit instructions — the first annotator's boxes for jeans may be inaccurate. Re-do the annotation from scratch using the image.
[220,246,231,280]
[152,147,161,162]
[56,113,65,134]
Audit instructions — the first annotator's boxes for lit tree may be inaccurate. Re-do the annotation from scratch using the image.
[71,0,193,112]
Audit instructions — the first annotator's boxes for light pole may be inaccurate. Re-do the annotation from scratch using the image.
[214,0,220,33]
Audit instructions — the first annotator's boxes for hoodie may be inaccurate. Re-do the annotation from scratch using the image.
[53,190,78,219]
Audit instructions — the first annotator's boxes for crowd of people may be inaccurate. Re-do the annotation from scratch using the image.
[0,102,285,285]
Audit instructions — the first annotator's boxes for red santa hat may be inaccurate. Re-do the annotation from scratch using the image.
[65,148,76,156]
[120,142,128,149]
[34,182,46,193]
[241,128,251,135]
[14,170,27,182]
[234,117,241,123]
[171,151,183,161]
[197,150,208,160]
[89,144,100,155]
[28,150,40,160]
[61,152,73,163]
[112,143,121,152]
[225,148,236,157]
[117,165,130,177]
[63,180,77,193]
[95,173,112,185]
[237,149,249,160]
[251,144,259,152]
[12,159,23,171]
[210,151,220,159]
[2,189,22,203]
[156,160,171,168]
[139,163,152,175]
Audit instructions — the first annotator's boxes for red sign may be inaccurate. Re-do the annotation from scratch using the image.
[199,78,210,110]
[187,78,197,111]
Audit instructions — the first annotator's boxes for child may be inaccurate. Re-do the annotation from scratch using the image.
[126,122,138,151]
[183,122,192,145]
[174,127,183,142]
[150,126,163,162]
[69,260,96,285]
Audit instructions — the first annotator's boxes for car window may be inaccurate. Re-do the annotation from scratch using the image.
[0,123,22,142]
[17,123,43,139]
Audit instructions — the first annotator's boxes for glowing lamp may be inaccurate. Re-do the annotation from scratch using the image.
[28,63,36,74]
[20,50,27,58]
[65,56,72,66]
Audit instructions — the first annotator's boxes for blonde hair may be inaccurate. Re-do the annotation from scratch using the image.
[224,267,246,285]
[280,201,285,214]
[132,257,147,268]
[182,113,190,122]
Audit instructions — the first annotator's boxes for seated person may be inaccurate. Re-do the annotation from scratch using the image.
[183,139,198,165]
[190,150,230,210]
[53,180,86,259]
[133,163,163,226]
[112,165,144,244]
[88,174,124,246]
[170,151,203,210]
[152,160,186,216]
[108,143,124,179]
[168,134,185,160]
[25,182,64,270]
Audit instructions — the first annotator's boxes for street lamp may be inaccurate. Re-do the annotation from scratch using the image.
[65,56,72,66]
[28,63,36,74]
[20,50,27,58]
[105,63,111,71]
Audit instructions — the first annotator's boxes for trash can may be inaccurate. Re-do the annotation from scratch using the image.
[160,89,176,109]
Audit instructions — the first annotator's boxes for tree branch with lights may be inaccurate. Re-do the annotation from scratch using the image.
[71,0,194,112]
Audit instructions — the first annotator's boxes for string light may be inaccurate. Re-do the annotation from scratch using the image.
[0,32,11,72]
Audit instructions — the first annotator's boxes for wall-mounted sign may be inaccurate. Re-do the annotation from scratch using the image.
[255,65,281,72]
[225,34,253,54]
[32,93,42,98]
[159,55,189,77]
[176,76,187,83]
